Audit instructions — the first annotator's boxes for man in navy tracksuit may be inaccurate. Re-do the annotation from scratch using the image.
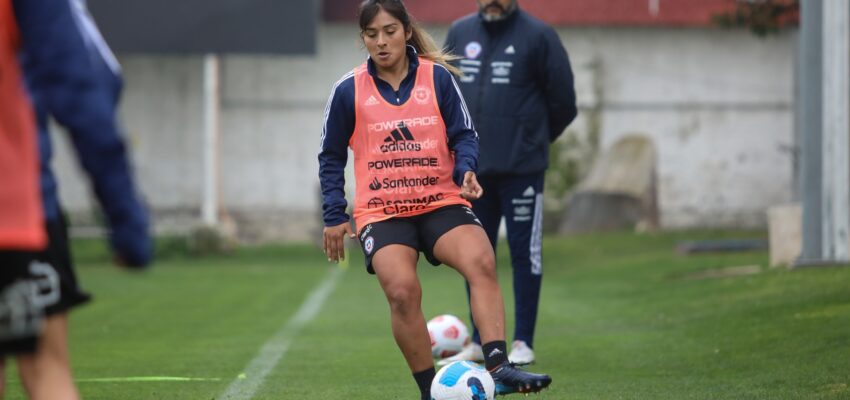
[440,0,577,366]
[16,0,151,269]
[6,0,151,397]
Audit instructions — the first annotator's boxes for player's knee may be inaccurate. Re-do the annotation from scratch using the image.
[384,283,421,315]
[467,249,497,282]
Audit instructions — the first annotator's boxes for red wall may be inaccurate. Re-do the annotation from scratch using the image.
[324,0,742,27]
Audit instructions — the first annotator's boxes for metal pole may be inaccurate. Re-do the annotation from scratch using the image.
[797,0,824,264]
[822,0,850,262]
[202,53,220,227]
[792,30,801,203]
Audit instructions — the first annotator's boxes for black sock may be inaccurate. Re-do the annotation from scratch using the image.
[482,340,508,370]
[413,367,436,400]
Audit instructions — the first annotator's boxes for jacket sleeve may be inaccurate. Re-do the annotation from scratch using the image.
[537,26,578,143]
[318,76,355,227]
[435,65,478,186]
[14,0,152,267]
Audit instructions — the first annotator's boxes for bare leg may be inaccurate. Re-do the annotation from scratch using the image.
[434,225,505,343]
[435,225,552,393]
[17,314,79,400]
[432,224,506,344]
[371,245,433,373]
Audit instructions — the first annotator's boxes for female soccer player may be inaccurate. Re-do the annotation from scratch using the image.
[318,1,551,398]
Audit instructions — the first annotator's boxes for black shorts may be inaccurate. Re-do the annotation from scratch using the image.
[0,251,42,356]
[357,204,482,274]
[35,216,92,316]
[0,216,91,355]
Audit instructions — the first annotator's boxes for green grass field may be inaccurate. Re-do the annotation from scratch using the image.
[4,231,849,399]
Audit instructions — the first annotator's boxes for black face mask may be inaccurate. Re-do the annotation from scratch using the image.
[478,1,516,22]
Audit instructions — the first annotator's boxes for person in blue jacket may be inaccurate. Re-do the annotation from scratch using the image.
[4,0,152,398]
[441,0,578,366]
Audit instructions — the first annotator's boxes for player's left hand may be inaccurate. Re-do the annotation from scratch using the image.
[460,171,484,200]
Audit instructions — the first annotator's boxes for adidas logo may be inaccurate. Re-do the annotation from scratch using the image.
[522,186,535,197]
[384,122,415,143]
[488,348,504,358]
[365,95,379,106]
[379,122,420,153]
[505,45,516,55]
[375,122,440,154]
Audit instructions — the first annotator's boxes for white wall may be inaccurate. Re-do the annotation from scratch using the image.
[561,27,795,228]
[50,23,795,240]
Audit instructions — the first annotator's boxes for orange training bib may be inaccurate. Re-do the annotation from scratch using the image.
[350,58,469,231]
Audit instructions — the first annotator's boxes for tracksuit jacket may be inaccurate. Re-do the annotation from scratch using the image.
[445,8,578,176]
[12,0,151,266]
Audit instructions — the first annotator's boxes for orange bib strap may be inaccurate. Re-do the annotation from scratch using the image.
[0,0,47,250]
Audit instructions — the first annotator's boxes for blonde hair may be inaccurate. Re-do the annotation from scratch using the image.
[358,0,462,77]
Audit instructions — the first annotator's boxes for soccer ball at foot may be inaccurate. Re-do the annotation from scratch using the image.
[431,361,495,400]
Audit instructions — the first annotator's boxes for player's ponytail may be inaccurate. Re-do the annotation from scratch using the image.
[358,0,463,77]
[406,22,463,77]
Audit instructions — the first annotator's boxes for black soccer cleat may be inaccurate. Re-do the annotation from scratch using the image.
[489,362,552,395]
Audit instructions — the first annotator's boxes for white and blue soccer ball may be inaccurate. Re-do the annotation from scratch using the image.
[431,361,495,400]
[427,314,470,359]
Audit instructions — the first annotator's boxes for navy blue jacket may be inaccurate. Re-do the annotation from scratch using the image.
[13,0,152,266]
[319,47,479,227]
[445,8,577,176]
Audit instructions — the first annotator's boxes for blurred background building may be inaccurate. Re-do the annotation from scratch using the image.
[54,0,798,242]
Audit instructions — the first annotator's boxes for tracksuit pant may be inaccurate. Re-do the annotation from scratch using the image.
[467,172,544,348]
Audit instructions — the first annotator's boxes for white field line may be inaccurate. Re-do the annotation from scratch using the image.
[77,377,221,382]
[218,267,344,399]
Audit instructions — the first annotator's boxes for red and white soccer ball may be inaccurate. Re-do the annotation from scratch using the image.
[427,314,470,359]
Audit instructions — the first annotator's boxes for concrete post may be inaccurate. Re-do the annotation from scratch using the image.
[202,54,220,227]
[797,0,824,264]
[821,0,850,262]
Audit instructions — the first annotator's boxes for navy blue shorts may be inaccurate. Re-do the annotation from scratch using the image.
[357,205,482,274]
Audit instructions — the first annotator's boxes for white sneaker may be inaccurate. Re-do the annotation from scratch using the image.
[508,340,535,365]
[436,343,484,366]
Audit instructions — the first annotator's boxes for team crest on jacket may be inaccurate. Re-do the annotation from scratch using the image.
[465,41,482,59]
[413,86,431,105]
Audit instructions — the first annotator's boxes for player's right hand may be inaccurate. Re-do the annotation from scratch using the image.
[323,222,355,263]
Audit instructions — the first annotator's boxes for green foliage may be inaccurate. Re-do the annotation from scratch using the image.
[714,0,799,37]
[5,232,847,399]
[544,58,604,233]
[546,133,585,204]
[187,224,239,255]
[544,131,595,232]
